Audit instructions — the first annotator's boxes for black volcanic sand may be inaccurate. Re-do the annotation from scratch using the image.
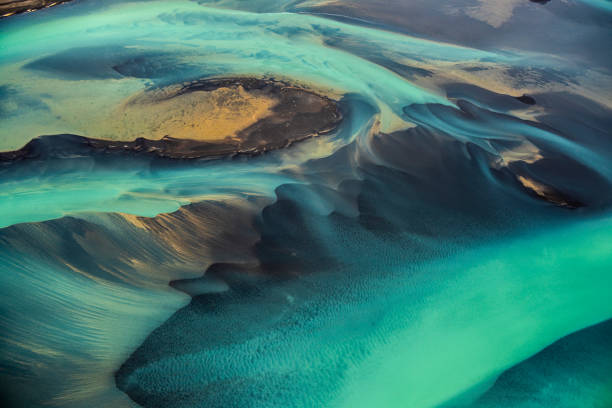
[401,85,612,210]
[469,318,612,407]
[0,78,342,161]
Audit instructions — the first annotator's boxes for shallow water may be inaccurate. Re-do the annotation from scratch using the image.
[1,1,611,407]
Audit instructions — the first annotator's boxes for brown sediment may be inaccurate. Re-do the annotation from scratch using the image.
[112,84,278,143]
[0,77,343,161]
[0,0,71,18]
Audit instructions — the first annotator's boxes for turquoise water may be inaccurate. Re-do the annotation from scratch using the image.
[1,1,611,407]
[113,214,612,408]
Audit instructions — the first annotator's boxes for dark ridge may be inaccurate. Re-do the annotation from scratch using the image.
[0,78,342,163]
[0,0,72,18]
[0,134,242,162]
[515,94,536,105]
[172,77,289,95]
[402,100,611,209]
[530,0,551,4]
[0,131,316,162]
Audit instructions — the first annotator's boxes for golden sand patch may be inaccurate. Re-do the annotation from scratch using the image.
[518,176,549,199]
[517,175,573,207]
[104,85,278,142]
